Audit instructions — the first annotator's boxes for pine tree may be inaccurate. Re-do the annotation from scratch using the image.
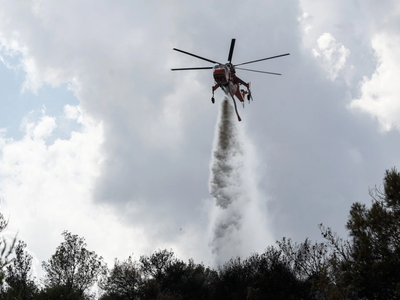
[344,167,400,299]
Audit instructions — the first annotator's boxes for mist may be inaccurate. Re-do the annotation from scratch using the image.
[208,98,273,266]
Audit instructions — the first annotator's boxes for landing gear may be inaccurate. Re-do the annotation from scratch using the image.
[211,84,220,104]
[241,87,252,102]
[246,82,252,102]
[246,88,253,102]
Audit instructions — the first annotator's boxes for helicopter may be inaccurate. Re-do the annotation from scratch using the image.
[171,38,289,121]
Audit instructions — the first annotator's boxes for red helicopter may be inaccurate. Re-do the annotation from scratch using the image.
[171,38,289,121]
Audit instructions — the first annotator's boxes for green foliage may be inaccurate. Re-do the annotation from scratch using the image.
[213,247,307,300]
[4,167,400,300]
[138,250,214,300]
[343,167,400,299]
[139,249,176,284]
[300,167,400,299]
[0,213,17,287]
[99,256,140,300]
[317,225,354,299]
[384,167,400,213]
[100,250,216,300]
[177,259,216,300]
[34,285,87,300]
[1,240,38,300]
[41,231,107,298]
[277,237,329,280]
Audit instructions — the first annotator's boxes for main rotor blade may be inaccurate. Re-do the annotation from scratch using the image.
[236,67,281,75]
[227,38,236,63]
[235,53,290,66]
[173,48,220,64]
[171,67,213,71]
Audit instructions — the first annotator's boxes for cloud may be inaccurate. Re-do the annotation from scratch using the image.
[1,1,400,276]
[0,105,150,276]
[19,111,56,140]
[313,33,351,81]
[349,32,400,131]
[298,12,313,34]
[0,0,230,266]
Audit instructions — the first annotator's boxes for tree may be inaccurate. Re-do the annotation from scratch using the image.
[34,285,86,300]
[139,249,176,283]
[317,225,354,300]
[175,259,215,300]
[0,213,16,286]
[99,256,141,300]
[277,237,329,280]
[41,231,107,298]
[342,167,400,299]
[213,247,306,300]
[138,249,176,299]
[2,240,38,299]
[213,256,247,300]
[137,249,215,300]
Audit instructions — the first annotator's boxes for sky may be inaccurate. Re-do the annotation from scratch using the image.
[0,0,400,278]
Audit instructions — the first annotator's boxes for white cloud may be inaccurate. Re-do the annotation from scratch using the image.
[298,12,313,34]
[64,104,80,120]
[349,33,400,131]
[32,115,56,140]
[2,0,400,276]
[313,33,351,81]
[0,106,149,275]
[0,0,219,267]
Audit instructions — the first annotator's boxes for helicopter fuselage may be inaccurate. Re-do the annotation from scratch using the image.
[213,64,230,85]
[213,64,247,103]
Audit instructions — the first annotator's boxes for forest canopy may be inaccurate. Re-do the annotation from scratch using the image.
[1,167,400,299]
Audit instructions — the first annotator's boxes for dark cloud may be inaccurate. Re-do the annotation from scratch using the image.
[1,0,400,269]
